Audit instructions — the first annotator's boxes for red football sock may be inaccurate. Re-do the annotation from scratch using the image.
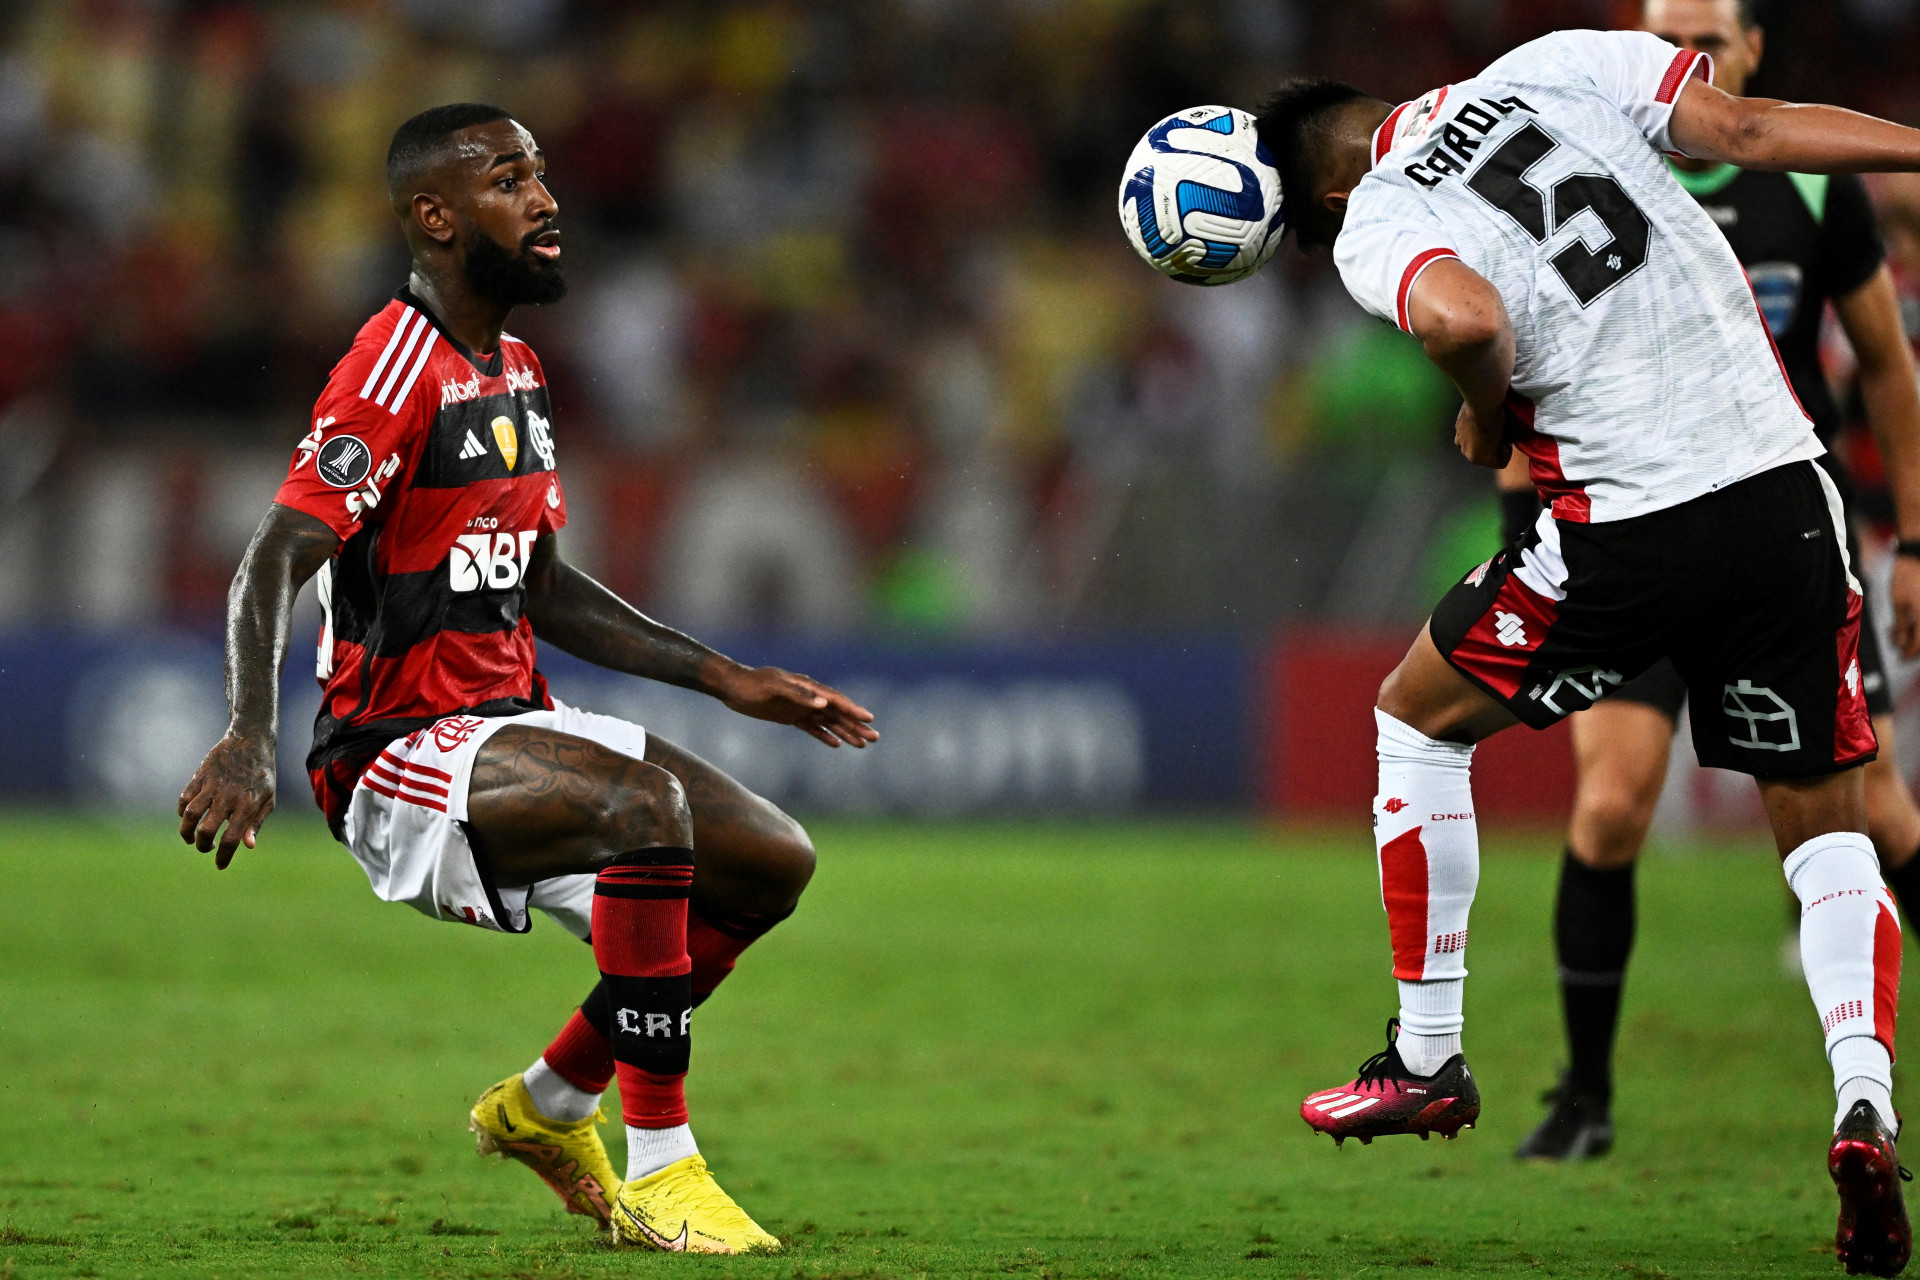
[593,848,695,1128]
[689,903,796,1002]
[541,1008,614,1094]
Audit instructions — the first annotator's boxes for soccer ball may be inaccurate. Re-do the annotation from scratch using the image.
[1117,106,1286,287]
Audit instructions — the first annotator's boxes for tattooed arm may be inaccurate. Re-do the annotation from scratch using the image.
[179,503,341,866]
[522,534,876,748]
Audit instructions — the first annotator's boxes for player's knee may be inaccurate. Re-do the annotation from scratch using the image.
[1572,780,1656,866]
[1375,666,1458,742]
[763,810,816,905]
[596,760,692,852]
[1375,665,1418,725]
[710,808,816,918]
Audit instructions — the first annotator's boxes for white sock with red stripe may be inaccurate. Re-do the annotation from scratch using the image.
[1374,709,1479,1077]
[1783,832,1901,1133]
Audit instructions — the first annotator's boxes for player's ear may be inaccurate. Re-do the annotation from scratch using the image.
[1746,23,1764,69]
[411,192,456,246]
[1323,189,1351,215]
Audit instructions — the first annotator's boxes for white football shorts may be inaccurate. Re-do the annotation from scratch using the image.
[340,698,648,940]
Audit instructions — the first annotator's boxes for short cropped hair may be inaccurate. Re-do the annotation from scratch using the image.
[1254,79,1378,248]
[386,103,513,191]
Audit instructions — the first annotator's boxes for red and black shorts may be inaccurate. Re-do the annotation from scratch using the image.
[1430,460,1877,778]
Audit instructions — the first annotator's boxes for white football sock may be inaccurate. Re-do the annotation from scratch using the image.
[522,1057,602,1123]
[1397,978,1465,1076]
[1375,709,1479,1073]
[1783,832,1901,1133]
[1834,1037,1896,1133]
[627,1123,699,1180]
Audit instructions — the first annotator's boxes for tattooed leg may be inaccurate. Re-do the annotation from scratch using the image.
[467,726,702,1175]
[637,734,813,1002]
[644,734,815,920]
[467,725,692,885]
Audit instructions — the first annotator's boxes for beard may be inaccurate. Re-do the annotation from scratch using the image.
[462,221,568,306]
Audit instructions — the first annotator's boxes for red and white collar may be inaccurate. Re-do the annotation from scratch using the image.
[1370,85,1451,167]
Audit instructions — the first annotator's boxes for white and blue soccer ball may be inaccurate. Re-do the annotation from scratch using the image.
[1118,105,1286,287]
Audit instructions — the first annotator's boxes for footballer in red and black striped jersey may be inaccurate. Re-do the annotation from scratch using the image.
[274,289,568,835]
[180,104,878,1251]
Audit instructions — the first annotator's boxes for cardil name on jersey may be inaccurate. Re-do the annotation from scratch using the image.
[1403,95,1539,189]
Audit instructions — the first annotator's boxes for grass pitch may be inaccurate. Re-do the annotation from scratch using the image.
[0,812,1878,1277]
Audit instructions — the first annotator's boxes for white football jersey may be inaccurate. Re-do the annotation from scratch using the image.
[1334,29,1822,523]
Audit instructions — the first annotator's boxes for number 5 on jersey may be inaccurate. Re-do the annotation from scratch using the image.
[1467,122,1652,306]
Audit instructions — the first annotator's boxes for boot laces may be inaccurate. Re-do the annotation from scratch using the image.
[1353,1018,1406,1091]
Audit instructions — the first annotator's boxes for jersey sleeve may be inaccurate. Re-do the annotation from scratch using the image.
[1334,186,1460,333]
[274,357,430,540]
[1562,29,1712,156]
[1821,173,1888,300]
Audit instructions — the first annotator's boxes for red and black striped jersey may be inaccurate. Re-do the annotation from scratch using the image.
[274,288,568,834]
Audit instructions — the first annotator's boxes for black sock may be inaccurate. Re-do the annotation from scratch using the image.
[1882,844,1920,931]
[1556,850,1636,1104]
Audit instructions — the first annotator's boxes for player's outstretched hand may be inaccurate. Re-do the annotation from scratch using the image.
[714,665,878,749]
[1892,554,1920,661]
[178,734,277,868]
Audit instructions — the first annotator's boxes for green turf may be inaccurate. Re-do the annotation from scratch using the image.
[0,812,1882,1277]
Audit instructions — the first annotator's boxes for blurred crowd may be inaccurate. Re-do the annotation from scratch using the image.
[7,0,1920,637]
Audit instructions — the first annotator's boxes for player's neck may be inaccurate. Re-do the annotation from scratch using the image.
[405,268,509,357]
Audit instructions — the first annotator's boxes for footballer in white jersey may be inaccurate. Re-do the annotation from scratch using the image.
[1242,27,1920,1277]
[1337,30,1819,524]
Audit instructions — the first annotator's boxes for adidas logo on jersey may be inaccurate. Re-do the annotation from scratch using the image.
[459,430,486,460]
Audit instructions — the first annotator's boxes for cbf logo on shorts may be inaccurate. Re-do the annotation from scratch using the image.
[1724,680,1801,752]
[449,530,538,592]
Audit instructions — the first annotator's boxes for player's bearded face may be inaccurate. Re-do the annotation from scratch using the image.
[461,219,567,306]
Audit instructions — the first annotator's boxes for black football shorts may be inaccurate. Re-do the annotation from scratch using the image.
[1604,501,1895,722]
[1430,460,1877,778]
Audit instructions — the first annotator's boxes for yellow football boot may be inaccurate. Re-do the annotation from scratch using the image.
[469,1074,620,1225]
[610,1154,781,1253]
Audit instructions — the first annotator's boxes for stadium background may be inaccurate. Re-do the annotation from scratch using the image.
[10,3,1920,1277]
[4,0,1920,824]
